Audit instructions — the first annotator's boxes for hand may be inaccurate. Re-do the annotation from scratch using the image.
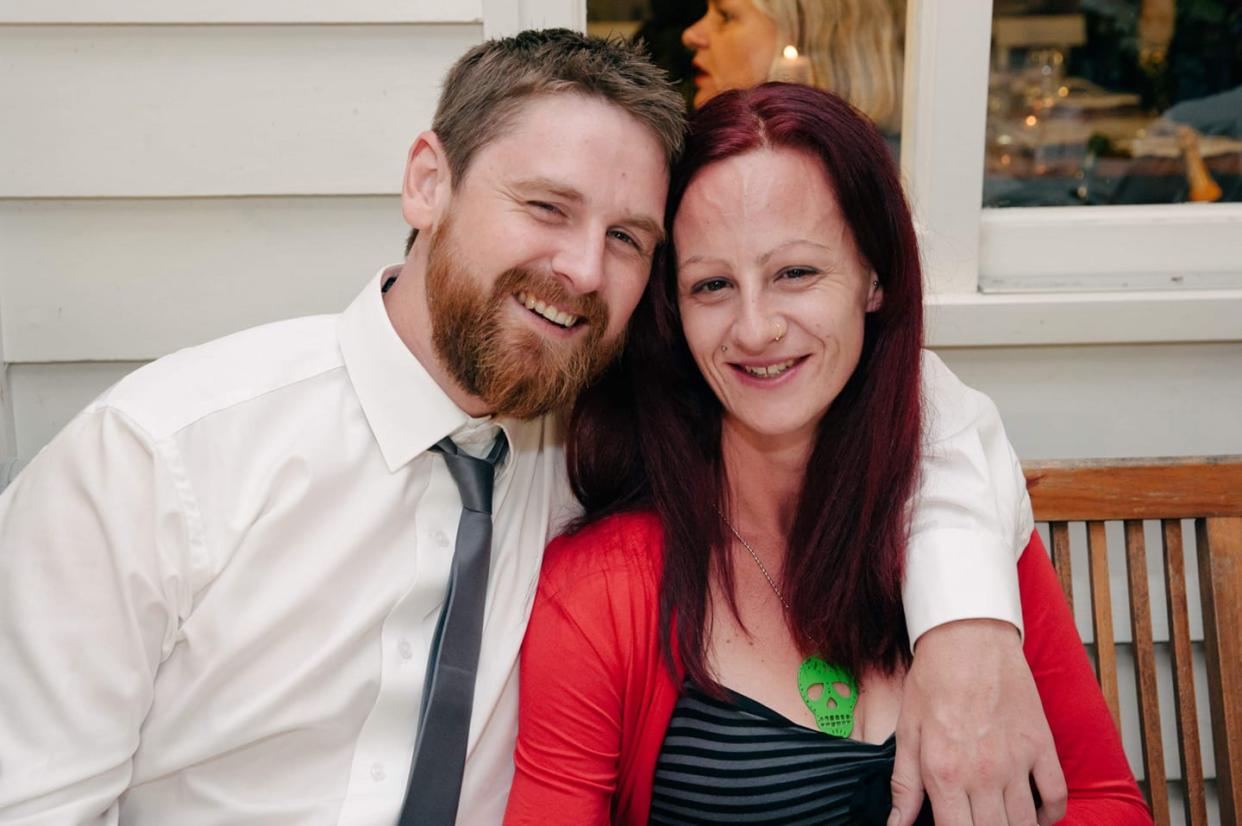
[888,619,1067,826]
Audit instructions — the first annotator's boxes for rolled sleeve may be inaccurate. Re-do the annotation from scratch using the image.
[905,352,1034,645]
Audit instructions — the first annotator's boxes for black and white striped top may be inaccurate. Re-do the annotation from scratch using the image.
[650,681,932,825]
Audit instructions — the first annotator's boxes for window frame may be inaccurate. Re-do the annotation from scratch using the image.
[901,0,1242,302]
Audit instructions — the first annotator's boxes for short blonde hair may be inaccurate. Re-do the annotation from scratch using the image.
[754,0,904,133]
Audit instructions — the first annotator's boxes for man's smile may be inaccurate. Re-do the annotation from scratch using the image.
[516,290,582,329]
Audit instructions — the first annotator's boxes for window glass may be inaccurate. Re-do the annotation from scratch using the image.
[985,0,1242,207]
[588,0,905,151]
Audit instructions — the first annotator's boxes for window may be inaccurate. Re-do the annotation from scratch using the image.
[985,1,1241,210]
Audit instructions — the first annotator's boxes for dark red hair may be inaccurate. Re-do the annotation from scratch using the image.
[567,83,924,685]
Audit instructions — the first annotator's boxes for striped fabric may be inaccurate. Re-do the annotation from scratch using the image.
[649,681,916,825]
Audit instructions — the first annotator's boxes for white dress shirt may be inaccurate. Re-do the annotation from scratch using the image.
[0,270,1030,825]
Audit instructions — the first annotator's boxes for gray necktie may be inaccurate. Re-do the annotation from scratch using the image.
[398,432,508,826]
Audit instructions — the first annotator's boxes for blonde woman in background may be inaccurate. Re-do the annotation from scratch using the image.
[682,0,904,134]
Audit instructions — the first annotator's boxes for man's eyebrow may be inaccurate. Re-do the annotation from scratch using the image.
[512,177,585,203]
[625,215,666,247]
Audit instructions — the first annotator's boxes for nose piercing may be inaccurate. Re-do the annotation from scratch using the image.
[772,317,786,342]
[721,344,728,353]
[872,279,879,287]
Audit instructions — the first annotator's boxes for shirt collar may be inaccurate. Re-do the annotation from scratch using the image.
[338,266,517,472]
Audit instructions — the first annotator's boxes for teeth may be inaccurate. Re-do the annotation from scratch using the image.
[743,359,796,378]
[517,291,579,328]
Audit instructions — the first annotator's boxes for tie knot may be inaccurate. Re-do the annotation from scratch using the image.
[431,434,507,514]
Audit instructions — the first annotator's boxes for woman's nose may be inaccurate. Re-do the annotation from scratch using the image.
[682,16,708,51]
[732,297,779,353]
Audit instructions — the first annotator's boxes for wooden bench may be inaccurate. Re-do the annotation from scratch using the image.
[1023,457,1242,826]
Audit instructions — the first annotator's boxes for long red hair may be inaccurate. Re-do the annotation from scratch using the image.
[568,82,924,685]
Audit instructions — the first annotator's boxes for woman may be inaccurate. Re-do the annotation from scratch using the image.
[504,85,1149,825]
[682,0,903,134]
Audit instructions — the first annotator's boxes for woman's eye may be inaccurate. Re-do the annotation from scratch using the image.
[692,278,730,294]
[781,266,818,280]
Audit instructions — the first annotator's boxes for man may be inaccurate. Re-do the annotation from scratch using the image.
[0,30,1063,826]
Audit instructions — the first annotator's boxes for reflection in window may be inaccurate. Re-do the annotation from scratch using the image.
[588,1,905,150]
[985,0,1242,207]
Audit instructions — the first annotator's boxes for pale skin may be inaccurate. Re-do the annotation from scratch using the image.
[389,91,667,417]
[675,146,1066,826]
[393,87,1065,825]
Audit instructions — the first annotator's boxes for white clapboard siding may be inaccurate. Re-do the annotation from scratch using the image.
[0,1,482,23]
[0,24,482,197]
[0,197,406,362]
[938,343,1242,461]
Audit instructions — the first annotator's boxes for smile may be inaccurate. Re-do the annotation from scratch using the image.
[516,291,580,329]
[730,356,807,381]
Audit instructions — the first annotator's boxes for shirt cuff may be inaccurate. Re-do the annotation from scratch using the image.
[903,527,1024,646]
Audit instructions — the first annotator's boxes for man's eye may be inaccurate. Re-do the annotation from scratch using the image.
[608,229,640,250]
[528,201,562,216]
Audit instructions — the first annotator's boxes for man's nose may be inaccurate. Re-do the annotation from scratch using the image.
[550,229,606,296]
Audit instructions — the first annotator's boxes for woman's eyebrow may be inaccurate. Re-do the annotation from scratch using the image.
[757,239,833,265]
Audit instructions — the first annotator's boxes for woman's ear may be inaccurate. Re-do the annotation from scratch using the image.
[866,274,884,313]
[401,131,452,232]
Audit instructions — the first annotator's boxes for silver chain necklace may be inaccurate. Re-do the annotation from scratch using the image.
[719,511,791,611]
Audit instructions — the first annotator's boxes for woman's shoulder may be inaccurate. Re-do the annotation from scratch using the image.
[538,509,665,608]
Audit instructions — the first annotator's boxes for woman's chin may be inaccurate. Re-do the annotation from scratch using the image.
[722,410,821,450]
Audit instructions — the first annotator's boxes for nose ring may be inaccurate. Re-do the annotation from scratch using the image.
[772,317,786,342]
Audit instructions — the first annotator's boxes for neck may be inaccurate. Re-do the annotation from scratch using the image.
[719,417,813,539]
[382,245,493,418]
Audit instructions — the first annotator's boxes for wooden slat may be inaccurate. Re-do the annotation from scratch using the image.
[1124,520,1169,823]
[1162,519,1208,826]
[1049,522,1073,611]
[1024,457,1242,521]
[1087,520,1121,729]
[1198,517,1242,825]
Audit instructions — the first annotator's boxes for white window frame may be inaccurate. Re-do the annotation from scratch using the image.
[901,0,1242,345]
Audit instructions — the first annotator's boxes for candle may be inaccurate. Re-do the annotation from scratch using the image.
[774,45,812,85]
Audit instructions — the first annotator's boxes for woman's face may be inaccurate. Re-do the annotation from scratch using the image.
[674,147,882,449]
[682,0,780,108]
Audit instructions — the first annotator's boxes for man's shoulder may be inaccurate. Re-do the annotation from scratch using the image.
[94,314,344,440]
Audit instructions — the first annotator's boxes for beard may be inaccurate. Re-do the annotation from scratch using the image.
[424,217,626,420]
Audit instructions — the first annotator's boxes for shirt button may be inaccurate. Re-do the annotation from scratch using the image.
[398,639,413,660]
[370,762,386,782]
[434,530,450,547]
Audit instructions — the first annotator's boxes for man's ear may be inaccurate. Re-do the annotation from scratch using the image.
[401,131,452,232]
[866,274,884,313]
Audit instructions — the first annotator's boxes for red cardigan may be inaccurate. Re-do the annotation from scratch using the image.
[505,511,1151,825]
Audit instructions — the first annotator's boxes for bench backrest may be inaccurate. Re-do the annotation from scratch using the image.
[1023,456,1242,826]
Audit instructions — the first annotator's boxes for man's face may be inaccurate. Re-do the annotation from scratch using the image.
[423,93,669,419]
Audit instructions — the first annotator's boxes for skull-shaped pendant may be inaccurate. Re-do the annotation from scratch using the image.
[797,656,857,738]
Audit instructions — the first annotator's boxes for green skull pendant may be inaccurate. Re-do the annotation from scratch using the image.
[797,656,858,738]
